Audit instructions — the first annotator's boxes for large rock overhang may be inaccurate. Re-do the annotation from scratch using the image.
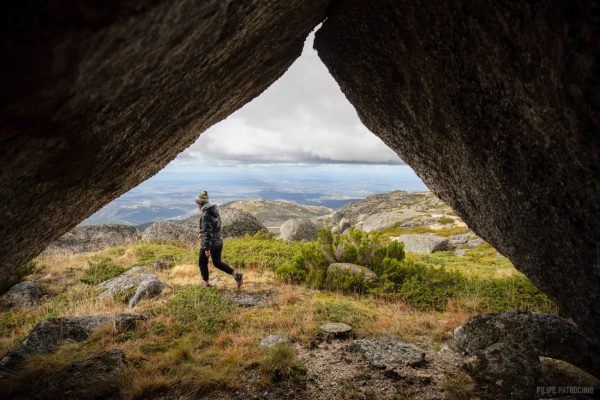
[1,0,598,341]
[314,0,599,338]
[0,0,331,279]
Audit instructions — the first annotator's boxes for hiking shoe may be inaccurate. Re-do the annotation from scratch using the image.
[234,272,243,290]
[200,280,211,288]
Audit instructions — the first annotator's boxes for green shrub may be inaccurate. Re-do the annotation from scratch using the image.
[223,232,302,270]
[277,228,405,291]
[324,267,375,294]
[164,286,232,335]
[135,242,196,265]
[80,256,125,285]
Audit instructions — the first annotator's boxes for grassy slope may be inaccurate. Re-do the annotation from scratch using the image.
[0,236,556,399]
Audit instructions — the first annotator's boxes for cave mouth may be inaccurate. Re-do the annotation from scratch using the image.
[1,1,599,396]
[85,30,423,228]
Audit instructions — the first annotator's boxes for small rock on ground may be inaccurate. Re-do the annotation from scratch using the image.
[0,281,42,308]
[347,336,426,369]
[227,292,272,307]
[260,334,288,348]
[320,322,353,339]
[128,277,165,307]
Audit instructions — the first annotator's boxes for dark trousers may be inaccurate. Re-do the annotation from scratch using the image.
[199,243,234,281]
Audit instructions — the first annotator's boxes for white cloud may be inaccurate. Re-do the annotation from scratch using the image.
[171,31,403,167]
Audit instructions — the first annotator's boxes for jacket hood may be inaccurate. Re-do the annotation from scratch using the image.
[201,203,218,214]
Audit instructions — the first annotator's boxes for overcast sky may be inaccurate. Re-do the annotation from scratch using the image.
[170,31,403,167]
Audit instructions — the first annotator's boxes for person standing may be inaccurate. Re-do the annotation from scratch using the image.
[196,191,243,289]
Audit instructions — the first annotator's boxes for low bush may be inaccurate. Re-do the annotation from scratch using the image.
[223,232,302,270]
[135,242,196,265]
[277,228,555,313]
[277,228,405,290]
[80,256,125,285]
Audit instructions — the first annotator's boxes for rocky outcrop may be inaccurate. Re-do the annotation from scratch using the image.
[46,225,139,253]
[325,191,448,232]
[222,200,332,230]
[315,0,599,338]
[30,350,125,400]
[280,218,319,241]
[451,311,600,399]
[219,208,268,238]
[142,207,267,243]
[0,0,331,284]
[0,281,42,308]
[0,313,146,373]
[347,337,426,370]
[141,219,197,243]
[392,234,449,254]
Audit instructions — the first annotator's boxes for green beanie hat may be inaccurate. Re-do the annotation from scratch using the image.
[195,191,209,205]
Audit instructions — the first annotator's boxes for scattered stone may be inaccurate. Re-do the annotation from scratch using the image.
[326,263,377,286]
[151,255,175,270]
[31,349,125,400]
[437,344,463,367]
[452,311,600,400]
[319,323,353,339]
[0,313,146,373]
[447,232,473,248]
[227,292,272,307]
[347,336,426,369]
[260,334,289,348]
[337,217,351,233]
[392,234,449,254]
[280,218,319,241]
[0,281,42,308]
[46,225,139,253]
[98,273,162,304]
[127,277,165,308]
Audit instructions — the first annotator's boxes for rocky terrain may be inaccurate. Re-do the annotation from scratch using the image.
[222,200,332,232]
[47,191,481,256]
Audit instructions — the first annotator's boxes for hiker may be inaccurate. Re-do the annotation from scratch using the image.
[196,191,243,289]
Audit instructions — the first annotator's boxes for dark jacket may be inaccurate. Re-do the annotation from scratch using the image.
[199,203,223,248]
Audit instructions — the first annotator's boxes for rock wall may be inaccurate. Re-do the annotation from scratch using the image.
[0,0,330,283]
[314,0,599,337]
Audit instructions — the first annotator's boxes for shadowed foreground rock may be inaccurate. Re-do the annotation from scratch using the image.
[0,313,146,374]
[452,311,600,399]
[315,0,599,337]
[31,350,126,400]
[0,0,330,282]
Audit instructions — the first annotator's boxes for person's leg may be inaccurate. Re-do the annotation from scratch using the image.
[211,244,243,289]
[199,247,210,282]
[210,244,234,275]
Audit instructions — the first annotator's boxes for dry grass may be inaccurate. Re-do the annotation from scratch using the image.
[2,244,483,399]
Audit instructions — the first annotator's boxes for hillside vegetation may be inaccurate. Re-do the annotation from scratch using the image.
[0,230,556,399]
